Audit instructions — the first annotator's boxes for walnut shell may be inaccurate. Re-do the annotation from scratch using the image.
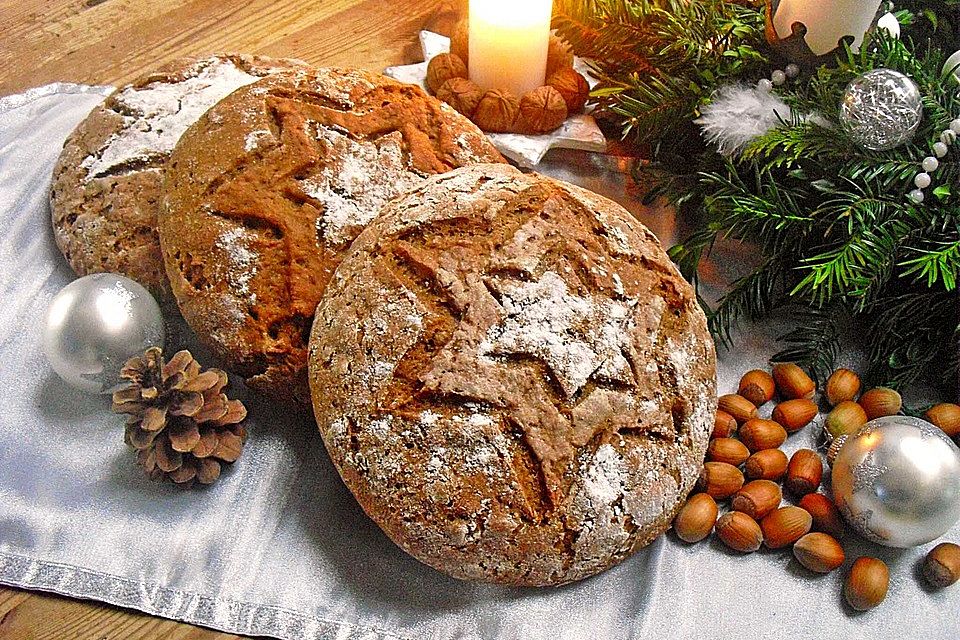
[547,67,590,114]
[426,53,468,94]
[450,18,469,65]
[437,77,484,119]
[516,85,568,134]
[546,34,575,77]
[473,89,519,132]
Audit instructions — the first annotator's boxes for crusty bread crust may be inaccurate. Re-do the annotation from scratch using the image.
[309,164,717,586]
[159,68,504,400]
[50,54,307,300]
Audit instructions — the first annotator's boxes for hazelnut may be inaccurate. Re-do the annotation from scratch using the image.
[712,409,738,439]
[744,448,789,481]
[706,438,750,467]
[825,400,868,439]
[925,403,960,438]
[793,532,845,573]
[546,67,590,114]
[516,86,568,134]
[761,505,812,548]
[771,398,818,433]
[845,557,889,611]
[826,368,861,406]
[473,89,520,132]
[772,363,816,400]
[739,419,787,452]
[697,461,744,499]
[799,493,845,539]
[450,19,470,65]
[546,33,574,76]
[673,493,718,543]
[716,511,763,553]
[731,479,782,520]
[426,53,468,94]
[859,387,902,420]
[437,77,485,118]
[922,542,960,588]
[717,394,758,425]
[785,449,823,496]
[737,369,776,407]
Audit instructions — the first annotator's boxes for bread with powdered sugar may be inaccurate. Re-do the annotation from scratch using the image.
[50,54,308,299]
[308,163,717,586]
[159,68,505,400]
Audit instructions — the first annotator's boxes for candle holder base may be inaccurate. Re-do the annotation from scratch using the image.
[384,30,607,167]
[424,19,588,136]
[764,0,883,70]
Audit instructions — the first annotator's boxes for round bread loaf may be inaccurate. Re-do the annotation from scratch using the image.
[50,54,307,300]
[308,164,717,586]
[160,69,504,400]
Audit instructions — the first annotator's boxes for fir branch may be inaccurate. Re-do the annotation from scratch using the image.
[708,256,785,348]
[667,225,719,284]
[771,307,844,384]
[863,291,960,389]
[899,240,960,290]
[740,122,853,171]
[790,219,906,307]
[553,0,768,150]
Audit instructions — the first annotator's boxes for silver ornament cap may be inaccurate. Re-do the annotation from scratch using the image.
[43,273,165,394]
[840,68,922,151]
[831,416,960,547]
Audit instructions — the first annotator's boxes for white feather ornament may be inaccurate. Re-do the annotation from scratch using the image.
[696,83,794,156]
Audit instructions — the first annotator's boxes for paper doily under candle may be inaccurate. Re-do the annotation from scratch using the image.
[385,31,607,167]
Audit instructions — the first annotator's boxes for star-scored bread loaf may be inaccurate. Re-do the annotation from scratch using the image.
[308,164,717,586]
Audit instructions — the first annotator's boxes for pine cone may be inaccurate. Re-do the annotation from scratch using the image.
[112,347,247,486]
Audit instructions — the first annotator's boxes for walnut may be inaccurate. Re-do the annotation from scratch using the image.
[437,77,485,118]
[450,18,470,65]
[473,89,520,132]
[516,86,568,134]
[426,53,468,94]
[546,34,574,77]
[546,67,590,114]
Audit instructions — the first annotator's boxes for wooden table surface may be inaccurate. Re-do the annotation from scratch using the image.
[0,1,459,637]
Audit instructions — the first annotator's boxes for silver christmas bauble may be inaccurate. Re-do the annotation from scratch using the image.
[830,416,960,547]
[43,273,165,394]
[840,68,922,151]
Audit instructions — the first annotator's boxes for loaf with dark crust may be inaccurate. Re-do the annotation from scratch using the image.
[50,54,307,300]
[159,68,505,400]
[308,164,717,586]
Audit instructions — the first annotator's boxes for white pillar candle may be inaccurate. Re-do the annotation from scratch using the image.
[468,0,553,97]
[773,0,882,56]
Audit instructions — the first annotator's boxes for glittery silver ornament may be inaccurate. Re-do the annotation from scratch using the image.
[840,69,922,151]
[829,416,960,547]
[43,273,165,394]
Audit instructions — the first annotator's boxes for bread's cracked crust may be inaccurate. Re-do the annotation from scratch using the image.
[309,164,717,586]
[159,68,504,400]
[50,54,308,300]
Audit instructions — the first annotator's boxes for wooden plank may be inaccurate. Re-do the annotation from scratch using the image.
[0,0,449,94]
[0,587,243,639]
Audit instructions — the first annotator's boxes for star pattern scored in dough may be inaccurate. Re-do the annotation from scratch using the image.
[479,271,637,398]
